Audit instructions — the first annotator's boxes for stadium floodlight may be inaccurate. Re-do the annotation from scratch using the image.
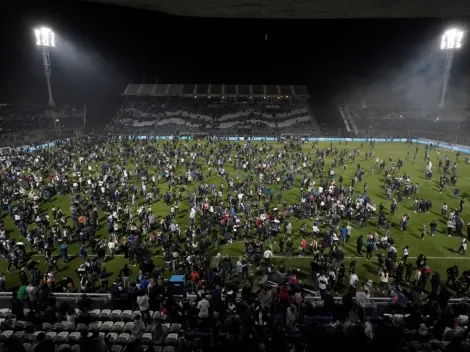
[439,28,464,108]
[35,27,55,47]
[440,28,463,50]
[34,26,56,107]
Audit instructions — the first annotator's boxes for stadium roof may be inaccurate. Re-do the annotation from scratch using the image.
[83,0,468,19]
[122,84,310,98]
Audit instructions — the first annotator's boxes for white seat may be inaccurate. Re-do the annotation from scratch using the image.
[142,333,153,345]
[112,321,125,332]
[42,322,53,331]
[106,332,118,343]
[124,322,135,332]
[45,331,57,340]
[68,331,82,342]
[100,321,114,332]
[71,345,81,352]
[122,310,132,321]
[459,315,469,325]
[15,320,27,329]
[77,323,88,331]
[23,309,30,316]
[55,331,69,343]
[57,344,71,352]
[111,310,122,321]
[170,323,181,332]
[0,330,14,341]
[54,322,66,331]
[164,333,178,345]
[89,321,102,330]
[90,309,101,318]
[0,318,5,325]
[131,311,141,320]
[30,331,45,342]
[0,309,10,318]
[99,309,111,319]
[13,331,25,340]
[66,323,77,331]
[117,333,131,344]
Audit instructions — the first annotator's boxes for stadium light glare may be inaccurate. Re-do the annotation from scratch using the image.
[35,27,55,47]
[34,26,56,107]
[439,28,464,108]
[440,28,464,50]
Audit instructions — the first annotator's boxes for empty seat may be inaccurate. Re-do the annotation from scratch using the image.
[0,309,11,318]
[164,333,178,345]
[45,332,57,340]
[77,323,88,331]
[68,332,82,342]
[170,323,181,332]
[122,310,132,321]
[54,322,67,331]
[117,333,131,344]
[111,345,123,352]
[55,331,69,343]
[57,344,72,352]
[66,323,77,331]
[89,321,102,330]
[90,309,101,319]
[0,330,14,341]
[71,345,81,352]
[13,331,25,340]
[111,310,122,321]
[100,321,114,332]
[42,322,53,331]
[124,322,135,332]
[99,309,111,320]
[142,333,153,345]
[459,315,469,325]
[112,321,125,332]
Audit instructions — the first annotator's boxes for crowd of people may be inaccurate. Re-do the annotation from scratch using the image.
[111,100,315,136]
[0,136,469,351]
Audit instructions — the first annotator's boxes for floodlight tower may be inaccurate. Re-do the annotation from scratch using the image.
[34,27,56,108]
[439,28,464,108]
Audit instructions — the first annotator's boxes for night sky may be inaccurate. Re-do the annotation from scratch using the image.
[1,0,469,124]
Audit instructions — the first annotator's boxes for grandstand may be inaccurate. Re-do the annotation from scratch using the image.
[0,104,87,147]
[115,83,319,136]
[338,104,470,144]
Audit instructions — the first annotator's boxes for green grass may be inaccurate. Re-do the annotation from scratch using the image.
[2,140,470,293]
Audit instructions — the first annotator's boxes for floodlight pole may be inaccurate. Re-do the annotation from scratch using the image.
[439,49,454,109]
[41,45,55,108]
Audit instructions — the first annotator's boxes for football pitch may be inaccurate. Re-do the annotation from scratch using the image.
[2,140,470,293]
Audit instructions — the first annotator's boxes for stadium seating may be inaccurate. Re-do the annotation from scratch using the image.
[345,105,470,141]
[112,100,318,136]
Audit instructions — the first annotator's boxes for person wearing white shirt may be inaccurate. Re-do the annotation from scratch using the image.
[402,246,409,263]
[197,293,210,318]
[349,273,359,293]
[263,249,273,265]
[318,274,328,293]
